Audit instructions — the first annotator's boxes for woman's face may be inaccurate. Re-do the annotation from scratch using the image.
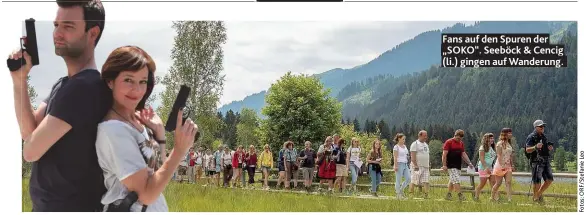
[399,136,405,143]
[374,141,381,149]
[264,147,269,152]
[108,67,149,112]
[490,136,495,143]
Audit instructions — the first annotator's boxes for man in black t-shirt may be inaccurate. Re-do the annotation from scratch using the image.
[525,119,554,204]
[299,141,316,192]
[9,0,109,212]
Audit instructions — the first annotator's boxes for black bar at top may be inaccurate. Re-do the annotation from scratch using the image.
[257,0,342,2]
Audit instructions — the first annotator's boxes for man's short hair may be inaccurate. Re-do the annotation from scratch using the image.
[57,0,105,46]
[418,130,427,137]
[454,129,465,137]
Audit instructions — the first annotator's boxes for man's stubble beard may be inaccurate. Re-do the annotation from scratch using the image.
[54,35,88,58]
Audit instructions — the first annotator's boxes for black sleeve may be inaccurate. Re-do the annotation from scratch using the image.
[49,79,99,128]
[525,134,536,148]
[42,78,61,104]
[299,151,304,157]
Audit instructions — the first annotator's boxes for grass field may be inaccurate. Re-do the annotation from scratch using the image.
[22,176,577,212]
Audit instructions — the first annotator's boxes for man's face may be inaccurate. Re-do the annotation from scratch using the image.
[54,6,90,57]
[455,135,462,142]
[420,132,428,141]
[536,125,545,134]
[305,142,311,149]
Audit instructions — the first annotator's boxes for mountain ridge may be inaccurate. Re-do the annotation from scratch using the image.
[218,21,574,117]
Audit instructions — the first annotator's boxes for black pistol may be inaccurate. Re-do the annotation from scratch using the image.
[7,18,39,72]
[164,85,200,141]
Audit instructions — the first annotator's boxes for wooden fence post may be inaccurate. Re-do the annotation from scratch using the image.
[469,175,476,198]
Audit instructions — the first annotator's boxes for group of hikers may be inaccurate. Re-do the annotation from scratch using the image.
[172,120,555,205]
[11,0,556,212]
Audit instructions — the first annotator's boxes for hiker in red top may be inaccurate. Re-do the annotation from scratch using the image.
[244,145,258,188]
[187,148,196,183]
[442,129,474,201]
[232,145,246,188]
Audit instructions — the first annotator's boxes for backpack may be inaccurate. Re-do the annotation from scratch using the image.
[525,136,537,160]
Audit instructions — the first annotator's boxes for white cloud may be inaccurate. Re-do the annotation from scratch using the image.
[28,21,465,109]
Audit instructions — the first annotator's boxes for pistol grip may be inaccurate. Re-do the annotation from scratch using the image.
[7,58,23,72]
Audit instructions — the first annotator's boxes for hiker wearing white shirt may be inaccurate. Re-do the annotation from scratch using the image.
[409,130,431,199]
[346,137,362,195]
[393,133,411,200]
[195,146,204,183]
[204,149,216,186]
[221,146,234,188]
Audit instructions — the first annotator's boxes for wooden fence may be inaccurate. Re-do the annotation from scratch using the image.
[256,168,577,199]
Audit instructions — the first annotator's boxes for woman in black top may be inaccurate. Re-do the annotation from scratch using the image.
[333,139,348,194]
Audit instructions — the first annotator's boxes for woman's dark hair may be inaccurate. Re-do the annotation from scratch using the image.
[101,45,156,110]
[371,139,381,158]
[285,141,294,149]
[482,133,494,152]
[499,128,512,144]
